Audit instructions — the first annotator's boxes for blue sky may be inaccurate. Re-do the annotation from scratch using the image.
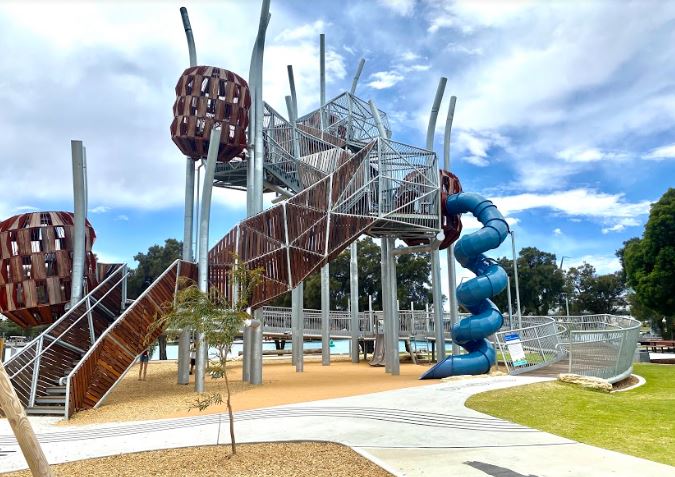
[1,0,673,294]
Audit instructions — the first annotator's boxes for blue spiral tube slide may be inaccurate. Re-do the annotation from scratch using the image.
[420,192,509,379]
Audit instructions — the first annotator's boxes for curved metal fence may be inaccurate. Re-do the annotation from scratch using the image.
[557,315,641,383]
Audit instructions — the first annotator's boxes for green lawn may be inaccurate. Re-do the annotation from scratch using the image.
[466,364,675,466]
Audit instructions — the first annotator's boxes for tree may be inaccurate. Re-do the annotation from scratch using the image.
[155,261,262,456]
[127,239,183,299]
[269,237,434,311]
[622,188,675,335]
[492,247,565,315]
[127,239,182,360]
[566,263,626,314]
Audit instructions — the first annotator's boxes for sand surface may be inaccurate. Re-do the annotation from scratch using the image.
[65,357,435,425]
[1,442,392,477]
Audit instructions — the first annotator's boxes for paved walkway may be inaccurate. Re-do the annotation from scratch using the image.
[0,375,672,476]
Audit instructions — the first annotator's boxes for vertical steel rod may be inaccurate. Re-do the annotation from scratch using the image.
[443,95,460,356]
[195,126,222,393]
[350,242,359,363]
[319,33,326,130]
[70,140,86,307]
[511,231,523,328]
[321,264,330,365]
[425,77,447,362]
[178,7,198,385]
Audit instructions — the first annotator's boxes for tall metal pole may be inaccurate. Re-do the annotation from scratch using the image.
[346,58,365,144]
[287,65,298,122]
[244,0,271,382]
[70,140,86,307]
[350,242,359,363]
[506,275,514,329]
[294,283,304,372]
[178,6,198,386]
[379,238,391,373]
[370,100,394,373]
[511,230,523,328]
[321,264,330,365]
[319,33,326,130]
[195,126,222,393]
[350,58,366,96]
[426,78,447,362]
[388,238,400,375]
[443,95,460,356]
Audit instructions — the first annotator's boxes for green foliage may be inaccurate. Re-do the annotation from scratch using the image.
[492,247,565,315]
[565,263,626,314]
[127,238,183,299]
[270,237,434,311]
[466,364,675,466]
[622,188,675,329]
[155,258,262,456]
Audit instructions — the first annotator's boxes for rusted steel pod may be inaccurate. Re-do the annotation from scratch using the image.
[170,66,251,162]
[439,169,463,250]
[0,212,97,327]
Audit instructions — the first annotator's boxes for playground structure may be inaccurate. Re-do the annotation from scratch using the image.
[0,2,642,420]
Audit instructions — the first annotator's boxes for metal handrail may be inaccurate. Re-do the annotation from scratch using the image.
[2,264,124,368]
[7,266,129,380]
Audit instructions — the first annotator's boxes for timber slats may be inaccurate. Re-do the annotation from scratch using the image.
[67,260,197,417]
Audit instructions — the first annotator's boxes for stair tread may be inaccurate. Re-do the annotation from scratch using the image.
[35,396,66,403]
[26,406,65,416]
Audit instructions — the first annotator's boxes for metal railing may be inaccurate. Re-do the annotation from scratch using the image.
[559,315,640,383]
[260,306,468,339]
[4,264,128,407]
[494,314,641,383]
[495,316,566,375]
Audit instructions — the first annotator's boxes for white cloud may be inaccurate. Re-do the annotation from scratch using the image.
[553,228,562,236]
[377,0,415,17]
[601,217,640,234]
[13,205,39,212]
[115,214,129,222]
[556,147,625,163]
[400,50,421,61]
[367,71,405,89]
[89,205,110,214]
[275,20,326,42]
[565,254,622,275]
[643,143,675,160]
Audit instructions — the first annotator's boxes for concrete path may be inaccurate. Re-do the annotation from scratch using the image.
[0,375,672,476]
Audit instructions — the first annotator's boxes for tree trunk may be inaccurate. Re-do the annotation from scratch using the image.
[224,361,236,455]
[159,334,168,361]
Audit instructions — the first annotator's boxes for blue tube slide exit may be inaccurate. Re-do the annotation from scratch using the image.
[420,192,509,379]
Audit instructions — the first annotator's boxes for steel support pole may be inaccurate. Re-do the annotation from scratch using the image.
[507,275,514,329]
[70,140,86,307]
[249,320,262,385]
[350,58,366,96]
[387,238,400,375]
[425,78,447,362]
[319,33,326,130]
[242,325,251,382]
[178,7,198,386]
[443,95,460,356]
[380,239,391,373]
[296,283,304,372]
[431,250,445,362]
[195,126,222,393]
[350,242,359,363]
[511,231,523,328]
[244,0,270,382]
[321,264,330,365]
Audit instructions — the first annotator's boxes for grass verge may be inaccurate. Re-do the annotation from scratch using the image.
[466,363,674,466]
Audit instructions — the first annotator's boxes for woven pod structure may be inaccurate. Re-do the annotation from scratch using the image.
[170,66,251,162]
[439,170,463,250]
[0,211,97,327]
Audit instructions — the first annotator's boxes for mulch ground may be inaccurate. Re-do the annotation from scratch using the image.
[1,442,392,476]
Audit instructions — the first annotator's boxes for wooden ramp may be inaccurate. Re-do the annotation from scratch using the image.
[66,260,196,417]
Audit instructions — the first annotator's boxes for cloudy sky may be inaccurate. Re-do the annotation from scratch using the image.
[1,0,673,295]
